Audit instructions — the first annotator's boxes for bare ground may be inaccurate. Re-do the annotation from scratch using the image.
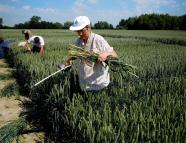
[12,133,44,143]
[0,96,22,127]
[0,59,44,143]
[0,67,15,74]
[0,59,6,66]
[0,79,15,90]
[0,59,21,128]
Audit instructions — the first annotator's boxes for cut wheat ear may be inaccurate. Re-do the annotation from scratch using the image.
[68,44,139,78]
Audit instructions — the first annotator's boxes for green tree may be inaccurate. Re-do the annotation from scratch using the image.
[180,14,186,30]
[29,16,41,28]
[118,13,184,30]
[94,21,113,29]
[0,18,3,28]
[63,21,73,29]
[53,22,63,29]
[116,19,127,29]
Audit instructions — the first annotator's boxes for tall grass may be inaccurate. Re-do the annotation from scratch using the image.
[1,29,186,142]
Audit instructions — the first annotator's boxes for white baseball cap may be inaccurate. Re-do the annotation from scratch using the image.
[69,16,90,31]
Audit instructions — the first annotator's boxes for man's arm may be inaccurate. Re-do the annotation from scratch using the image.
[96,36,118,62]
[39,36,45,54]
[98,50,118,62]
[39,45,45,54]
[24,41,32,53]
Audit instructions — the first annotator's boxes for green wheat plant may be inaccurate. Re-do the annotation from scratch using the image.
[2,29,186,143]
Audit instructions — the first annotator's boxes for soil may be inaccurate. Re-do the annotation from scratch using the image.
[0,59,6,65]
[0,59,44,143]
[0,96,21,128]
[0,67,15,74]
[0,79,15,90]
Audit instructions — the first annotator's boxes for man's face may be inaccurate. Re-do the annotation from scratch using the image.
[76,26,90,40]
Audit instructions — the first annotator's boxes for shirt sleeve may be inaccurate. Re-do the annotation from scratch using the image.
[39,36,45,46]
[95,35,113,53]
[27,36,34,44]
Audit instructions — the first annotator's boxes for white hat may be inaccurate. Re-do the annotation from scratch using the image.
[69,16,90,31]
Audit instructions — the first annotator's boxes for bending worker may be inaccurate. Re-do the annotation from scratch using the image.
[68,16,118,93]
[22,30,45,54]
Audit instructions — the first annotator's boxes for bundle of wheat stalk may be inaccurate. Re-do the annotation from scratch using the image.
[68,44,138,78]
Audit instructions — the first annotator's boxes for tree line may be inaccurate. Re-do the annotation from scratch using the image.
[117,13,186,30]
[0,13,186,30]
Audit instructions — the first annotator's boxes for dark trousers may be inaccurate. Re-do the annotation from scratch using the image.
[32,46,41,53]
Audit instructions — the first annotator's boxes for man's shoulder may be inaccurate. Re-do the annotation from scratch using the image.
[30,35,43,39]
[35,35,44,40]
[92,33,105,41]
[27,36,34,42]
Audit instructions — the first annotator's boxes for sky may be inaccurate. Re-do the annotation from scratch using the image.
[1,0,186,27]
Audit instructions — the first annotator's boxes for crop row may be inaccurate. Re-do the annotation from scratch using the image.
[2,29,186,142]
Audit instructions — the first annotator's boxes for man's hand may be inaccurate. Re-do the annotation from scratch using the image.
[39,46,45,54]
[24,42,31,52]
[58,64,71,70]
[98,50,118,62]
[98,52,109,62]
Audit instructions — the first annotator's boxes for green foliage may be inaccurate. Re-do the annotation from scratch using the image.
[0,118,27,143]
[63,21,73,29]
[0,82,19,97]
[0,18,3,28]
[0,73,12,80]
[14,16,63,29]
[2,29,186,143]
[97,30,186,46]
[0,63,9,68]
[94,21,113,29]
[180,14,186,30]
[117,13,184,30]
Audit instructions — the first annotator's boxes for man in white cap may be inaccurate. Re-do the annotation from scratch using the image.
[22,30,45,54]
[68,16,118,93]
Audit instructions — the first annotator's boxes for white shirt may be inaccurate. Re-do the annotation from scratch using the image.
[28,36,45,47]
[74,32,113,91]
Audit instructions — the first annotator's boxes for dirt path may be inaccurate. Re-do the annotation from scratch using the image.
[0,59,44,143]
[0,67,15,74]
[0,59,19,127]
[0,97,21,128]
[0,59,6,66]
[0,79,15,90]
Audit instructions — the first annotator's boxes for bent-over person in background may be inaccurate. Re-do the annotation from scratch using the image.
[22,30,45,54]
